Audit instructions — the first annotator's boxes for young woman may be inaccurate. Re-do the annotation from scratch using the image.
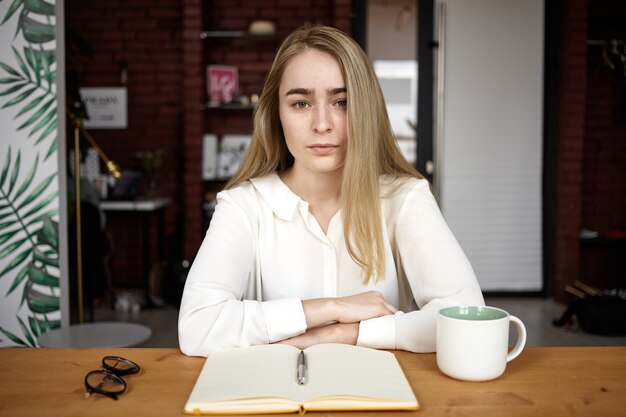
[178,25,484,356]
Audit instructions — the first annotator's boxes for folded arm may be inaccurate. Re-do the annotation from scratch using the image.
[277,291,398,349]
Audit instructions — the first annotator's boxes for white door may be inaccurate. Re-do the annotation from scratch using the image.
[435,0,544,291]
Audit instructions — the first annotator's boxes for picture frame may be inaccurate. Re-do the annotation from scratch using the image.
[79,87,128,129]
[206,65,239,105]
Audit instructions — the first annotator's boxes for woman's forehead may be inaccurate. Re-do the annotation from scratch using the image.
[279,50,345,93]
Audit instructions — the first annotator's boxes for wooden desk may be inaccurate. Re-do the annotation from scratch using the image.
[0,347,624,417]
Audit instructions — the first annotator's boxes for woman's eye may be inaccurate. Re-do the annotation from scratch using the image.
[294,101,309,109]
[336,99,347,108]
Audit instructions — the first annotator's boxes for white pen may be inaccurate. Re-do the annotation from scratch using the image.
[297,351,307,385]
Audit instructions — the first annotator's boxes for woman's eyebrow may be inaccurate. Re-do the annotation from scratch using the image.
[285,88,313,96]
[284,87,347,96]
[329,87,347,95]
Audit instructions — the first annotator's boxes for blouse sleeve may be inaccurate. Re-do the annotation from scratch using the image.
[178,188,307,357]
[356,180,485,352]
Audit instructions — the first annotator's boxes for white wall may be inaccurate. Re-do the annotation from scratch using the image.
[436,0,544,291]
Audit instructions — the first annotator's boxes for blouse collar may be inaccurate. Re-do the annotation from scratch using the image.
[249,172,302,221]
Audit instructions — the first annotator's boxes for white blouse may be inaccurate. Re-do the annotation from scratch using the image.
[178,173,484,356]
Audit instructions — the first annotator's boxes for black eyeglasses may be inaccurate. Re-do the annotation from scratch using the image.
[84,356,140,400]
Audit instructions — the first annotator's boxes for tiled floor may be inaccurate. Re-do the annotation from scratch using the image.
[95,296,626,348]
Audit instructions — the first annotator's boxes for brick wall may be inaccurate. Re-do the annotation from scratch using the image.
[551,0,588,303]
[65,0,185,288]
[579,1,626,292]
[552,0,626,302]
[181,0,204,269]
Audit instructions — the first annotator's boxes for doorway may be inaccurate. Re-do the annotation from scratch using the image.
[354,0,435,182]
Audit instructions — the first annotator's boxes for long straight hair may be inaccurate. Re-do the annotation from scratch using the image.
[226,25,422,283]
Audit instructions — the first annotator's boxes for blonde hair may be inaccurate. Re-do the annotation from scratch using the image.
[226,25,422,283]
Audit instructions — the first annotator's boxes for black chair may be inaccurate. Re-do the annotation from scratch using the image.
[68,200,111,322]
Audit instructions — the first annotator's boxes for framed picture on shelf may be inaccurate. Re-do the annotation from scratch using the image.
[207,65,238,105]
[217,135,252,178]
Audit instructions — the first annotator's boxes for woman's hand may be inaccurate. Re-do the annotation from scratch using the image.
[334,291,398,323]
[276,323,359,350]
[302,291,397,329]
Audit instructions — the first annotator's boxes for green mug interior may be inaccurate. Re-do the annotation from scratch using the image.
[439,306,507,321]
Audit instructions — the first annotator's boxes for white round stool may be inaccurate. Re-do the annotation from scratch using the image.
[37,322,152,348]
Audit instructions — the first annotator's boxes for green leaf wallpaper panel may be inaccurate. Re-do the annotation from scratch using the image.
[0,0,61,347]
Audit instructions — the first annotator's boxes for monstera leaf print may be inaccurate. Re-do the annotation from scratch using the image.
[0,147,60,346]
[0,0,57,160]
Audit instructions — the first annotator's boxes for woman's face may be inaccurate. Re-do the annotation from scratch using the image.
[278,49,348,177]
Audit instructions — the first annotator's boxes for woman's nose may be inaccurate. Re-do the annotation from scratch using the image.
[312,106,332,134]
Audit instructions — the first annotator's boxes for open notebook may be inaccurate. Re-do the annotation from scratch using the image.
[184,343,418,415]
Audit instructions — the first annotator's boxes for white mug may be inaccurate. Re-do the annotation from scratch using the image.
[436,305,527,382]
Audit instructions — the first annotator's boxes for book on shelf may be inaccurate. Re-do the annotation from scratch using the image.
[183,343,419,415]
[202,134,218,180]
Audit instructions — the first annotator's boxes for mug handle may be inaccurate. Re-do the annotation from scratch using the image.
[506,315,527,362]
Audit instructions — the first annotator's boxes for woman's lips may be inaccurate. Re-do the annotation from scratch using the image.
[308,144,338,155]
